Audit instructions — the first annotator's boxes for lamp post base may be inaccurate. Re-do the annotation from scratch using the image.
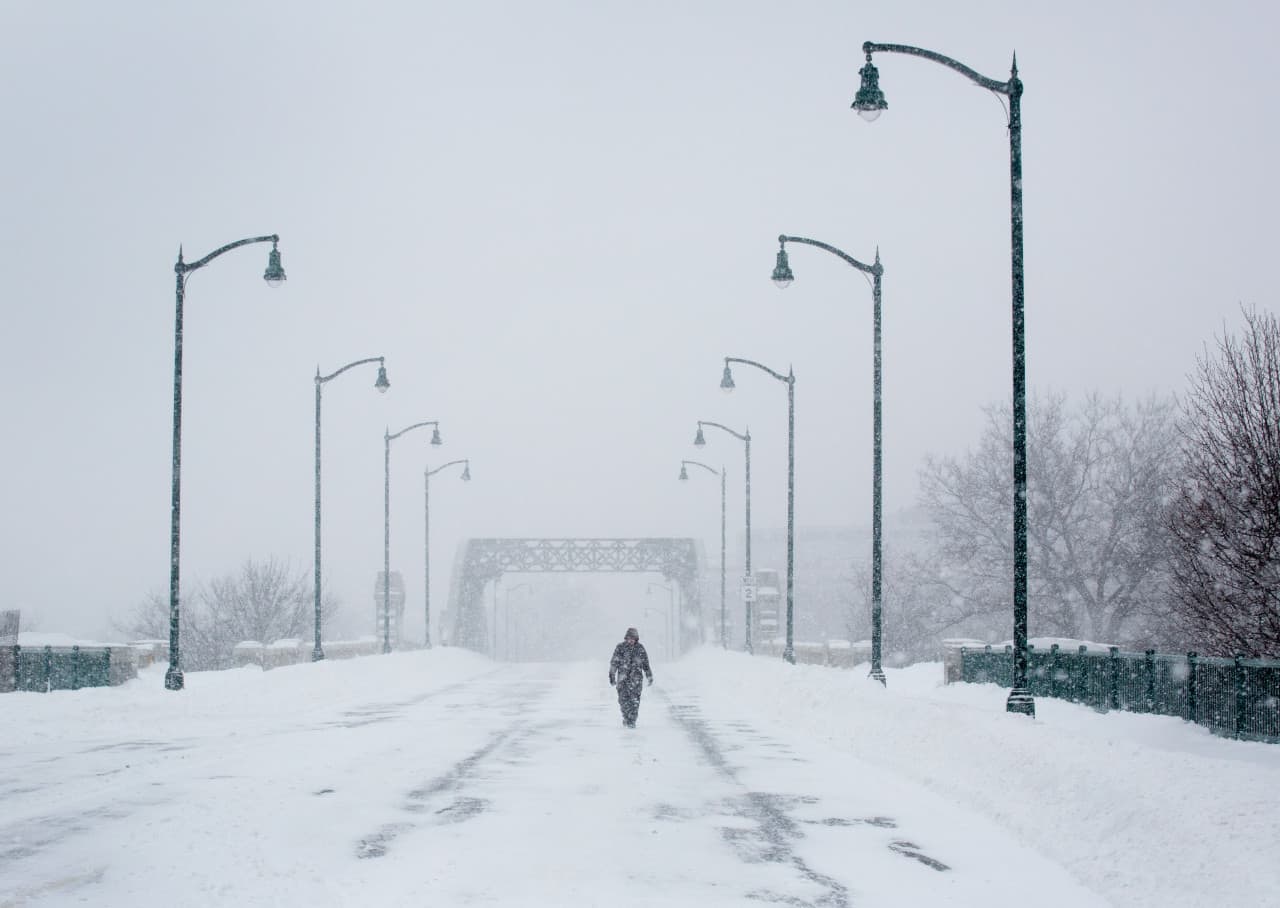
[869,666,886,686]
[164,667,184,691]
[1006,687,1036,716]
[782,645,795,665]
[312,646,325,662]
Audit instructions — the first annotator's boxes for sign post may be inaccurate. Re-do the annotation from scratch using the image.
[740,577,756,654]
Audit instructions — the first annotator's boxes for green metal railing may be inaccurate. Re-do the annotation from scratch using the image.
[6,645,116,692]
[961,644,1280,742]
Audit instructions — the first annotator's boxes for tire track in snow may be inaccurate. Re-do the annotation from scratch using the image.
[353,667,559,859]
[663,697,853,908]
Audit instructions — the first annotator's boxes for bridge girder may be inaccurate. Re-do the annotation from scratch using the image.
[445,538,703,651]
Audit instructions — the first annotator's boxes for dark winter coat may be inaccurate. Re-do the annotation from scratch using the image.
[609,641,653,686]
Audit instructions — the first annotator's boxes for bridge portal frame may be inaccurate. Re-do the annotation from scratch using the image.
[444,538,704,653]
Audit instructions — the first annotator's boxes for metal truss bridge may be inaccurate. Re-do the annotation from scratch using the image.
[444,538,704,652]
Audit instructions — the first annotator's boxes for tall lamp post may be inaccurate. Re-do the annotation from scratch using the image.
[721,357,796,664]
[424,459,470,649]
[771,235,886,685]
[313,357,390,662]
[855,41,1032,716]
[383,420,443,654]
[645,582,675,659]
[694,420,752,653]
[503,581,533,661]
[679,460,726,650]
[166,234,285,691]
[512,604,540,661]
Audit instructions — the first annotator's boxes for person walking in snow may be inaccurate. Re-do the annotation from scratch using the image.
[608,627,653,728]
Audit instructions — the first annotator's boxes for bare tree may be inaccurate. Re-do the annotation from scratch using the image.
[1166,307,1280,657]
[846,550,955,665]
[201,558,309,650]
[112,589,221,670]
[116,559,341,670]
[919,392,1177,646]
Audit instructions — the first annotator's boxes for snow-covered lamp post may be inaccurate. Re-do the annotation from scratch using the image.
[771,235,886,685]
[720,357,797,664]
[312,357,390,662]
[501,580,531,661]
[716,358,793,660]
[383,421,442,654]
[855,41,1032,716]
[645,582,676,660]
[166,235,285,692]
[693,420,752,653]
[424,459,470,649]
[679,460,727,650]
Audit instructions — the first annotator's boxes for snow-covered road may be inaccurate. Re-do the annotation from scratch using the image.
[2,648,1275,906]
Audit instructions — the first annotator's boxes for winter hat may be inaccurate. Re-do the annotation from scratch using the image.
[625,627,639,640]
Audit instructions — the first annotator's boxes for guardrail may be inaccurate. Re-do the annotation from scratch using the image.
[960,643,1280,743]
[0,645,137,693]
[231,637,382,670]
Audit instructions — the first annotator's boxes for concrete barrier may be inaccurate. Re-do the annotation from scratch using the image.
[232,637,382,670]
[942,638,987,684]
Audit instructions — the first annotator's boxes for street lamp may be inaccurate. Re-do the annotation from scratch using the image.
[856,41,1033,716]
[720,357,796,664]
[511,603,540,662]
[645,582,675,659]
[424,459,470,648]
[694,420,753,653]
[312,357,390,662]
[383,420,443,654]
[679,460,727,650]
[166,234,285,691]
[503,581,533,661]
[772,235,886,685]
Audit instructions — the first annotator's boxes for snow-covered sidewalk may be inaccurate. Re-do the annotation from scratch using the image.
[671,647,1280,908]
[1,647,1276,906]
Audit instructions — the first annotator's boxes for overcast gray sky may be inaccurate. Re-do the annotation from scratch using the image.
[2,0,1276,639]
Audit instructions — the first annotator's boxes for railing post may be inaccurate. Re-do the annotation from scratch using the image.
[1048,643,1059,699]
[1108,646,1120,712]
[12,643,20,692]
[43,645,52,693]
[1144,649,1157,714]
[1077,645,1088,704]
[1186,651,1198,724]
[71,645,81,691]
[1234,654,1248,740]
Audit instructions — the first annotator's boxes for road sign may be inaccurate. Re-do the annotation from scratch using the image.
[741,578,757,603]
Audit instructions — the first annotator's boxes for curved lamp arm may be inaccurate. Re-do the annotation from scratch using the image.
[778,235,881,277]
[427,458,470,479]
[724,356,793,386]
[863,42,1014,95]
[319,356,386,385]
[387,420,440,443]
[697,420,749,443]
[177,234,280,276]
[680,459,721,479]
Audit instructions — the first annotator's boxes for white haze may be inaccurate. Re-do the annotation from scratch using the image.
[1,1,1277,649]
